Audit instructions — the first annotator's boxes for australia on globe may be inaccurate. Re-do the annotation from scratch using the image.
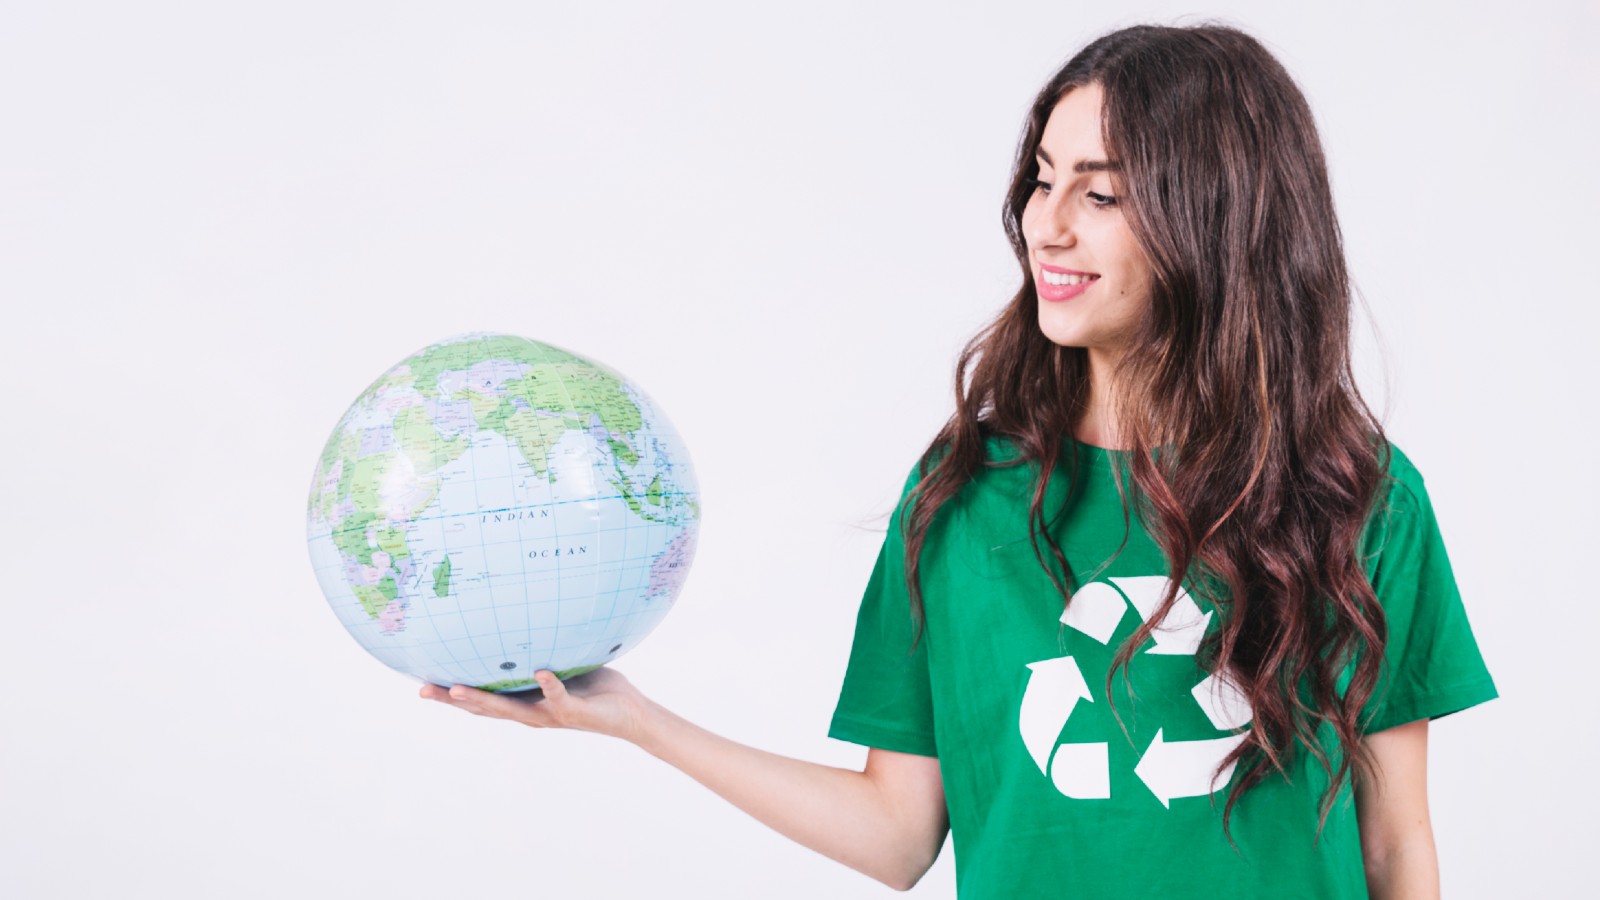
[305,331,700,692]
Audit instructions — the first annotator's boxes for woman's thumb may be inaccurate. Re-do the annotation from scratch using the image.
[535,670,567,700]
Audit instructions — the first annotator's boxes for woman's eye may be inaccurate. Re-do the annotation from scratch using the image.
[1025,178,1116,208]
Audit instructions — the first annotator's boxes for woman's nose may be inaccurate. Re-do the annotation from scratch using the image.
[1027,194,1077,250]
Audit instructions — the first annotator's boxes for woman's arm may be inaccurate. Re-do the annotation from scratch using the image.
[636,704,949,890]
[422,669,950,891]
[1353,718,1438,899]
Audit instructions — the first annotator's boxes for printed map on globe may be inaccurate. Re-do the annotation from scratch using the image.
[305,332,700,692]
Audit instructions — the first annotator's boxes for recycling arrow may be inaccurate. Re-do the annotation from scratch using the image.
[1133,728,1249,808]
[1109,575,1212,655]
[1191,670,1252,731]
[1050,739,1111,799]
[1059,580,1127,645]
[1019,655,1093,775]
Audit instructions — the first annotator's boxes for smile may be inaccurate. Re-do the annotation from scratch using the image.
[1038,266,1100,302]
[1042,271,1097,286]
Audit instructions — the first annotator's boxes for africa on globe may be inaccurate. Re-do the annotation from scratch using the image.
[305,332,700,692]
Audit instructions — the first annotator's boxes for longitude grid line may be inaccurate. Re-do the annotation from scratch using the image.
[543,338,585,674]
[328,429,441,683]
[355,354,473,687]
[595,384,636,659]
[617,419,656,650]
[642,425,662,656]
[512,354,565,674]
[397,379,474,685]
[508,345,563,681]
[463,343,528,683]
[406,340,496,685]
[600,365,656,663]
[403,524,454,683]
[586,385,634,667]
[638,391,681,650]
[408,429,458,686]
[412,343,484,686]
[610,388,675,662]
[584,399,609,667]
[586,370,649,660]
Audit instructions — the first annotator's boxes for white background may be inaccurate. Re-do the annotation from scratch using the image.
[2,1,1594,897]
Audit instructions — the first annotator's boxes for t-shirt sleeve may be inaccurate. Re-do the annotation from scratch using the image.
[1359,447,1499,735]
[826,462,939,757]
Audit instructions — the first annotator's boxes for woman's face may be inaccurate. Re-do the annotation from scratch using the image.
[1022,83,1153,360]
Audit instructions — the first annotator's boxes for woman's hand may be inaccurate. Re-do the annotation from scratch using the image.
[419,667,653,745]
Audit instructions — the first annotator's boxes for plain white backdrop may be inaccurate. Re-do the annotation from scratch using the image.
[2,1,1594,897]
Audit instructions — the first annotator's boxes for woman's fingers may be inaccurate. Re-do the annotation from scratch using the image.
[416,669,613,734]
[421,683,466,704]
[448,684,529,721]
[418,679,563,728]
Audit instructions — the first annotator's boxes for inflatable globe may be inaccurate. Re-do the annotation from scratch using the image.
[305,331,700,691]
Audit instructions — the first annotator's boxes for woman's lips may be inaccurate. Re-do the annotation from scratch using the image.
[1038,270,1099,302]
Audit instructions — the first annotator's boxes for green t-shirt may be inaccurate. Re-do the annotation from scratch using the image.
[828,437,1497,899]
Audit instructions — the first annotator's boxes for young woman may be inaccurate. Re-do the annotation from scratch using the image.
[422,22,1497,899]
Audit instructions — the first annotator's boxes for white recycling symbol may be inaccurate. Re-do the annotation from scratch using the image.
[1018,575,1254,807]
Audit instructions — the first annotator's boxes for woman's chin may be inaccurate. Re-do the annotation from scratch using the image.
[1036,320,1090,349]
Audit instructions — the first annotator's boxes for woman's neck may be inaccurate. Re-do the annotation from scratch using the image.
[1074,349,1127,450]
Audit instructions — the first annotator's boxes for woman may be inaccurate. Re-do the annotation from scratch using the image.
[422,22,1497,898]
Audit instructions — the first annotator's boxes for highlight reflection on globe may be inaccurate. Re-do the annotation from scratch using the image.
[305,331,700,691]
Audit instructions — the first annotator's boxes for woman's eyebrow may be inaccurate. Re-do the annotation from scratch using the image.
[1036,148,1121,173]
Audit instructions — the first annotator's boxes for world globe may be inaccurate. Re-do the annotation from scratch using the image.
[305,331,701,692]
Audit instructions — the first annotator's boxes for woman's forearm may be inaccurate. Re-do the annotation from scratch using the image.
[1363,834,1440,900]
[1355,720,1438,899]
[631,698,935,890]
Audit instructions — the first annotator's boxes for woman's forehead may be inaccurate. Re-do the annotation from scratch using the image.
[1039,86,1111,169]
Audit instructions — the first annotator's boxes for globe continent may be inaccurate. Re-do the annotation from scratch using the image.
[305,331,700,691]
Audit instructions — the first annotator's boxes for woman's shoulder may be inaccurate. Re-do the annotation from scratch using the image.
[1362,438,1454,565]
[893,432,1031,480]
[1375,438,1433,517]
[981,432,1028,463]
[886,433,1036,514]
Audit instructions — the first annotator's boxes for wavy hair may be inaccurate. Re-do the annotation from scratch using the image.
[899,22,1391,842]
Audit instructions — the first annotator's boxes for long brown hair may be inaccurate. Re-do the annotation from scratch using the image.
[900,22,1391,841]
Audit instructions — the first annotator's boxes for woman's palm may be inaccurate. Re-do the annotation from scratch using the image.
[420,666,650,742]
